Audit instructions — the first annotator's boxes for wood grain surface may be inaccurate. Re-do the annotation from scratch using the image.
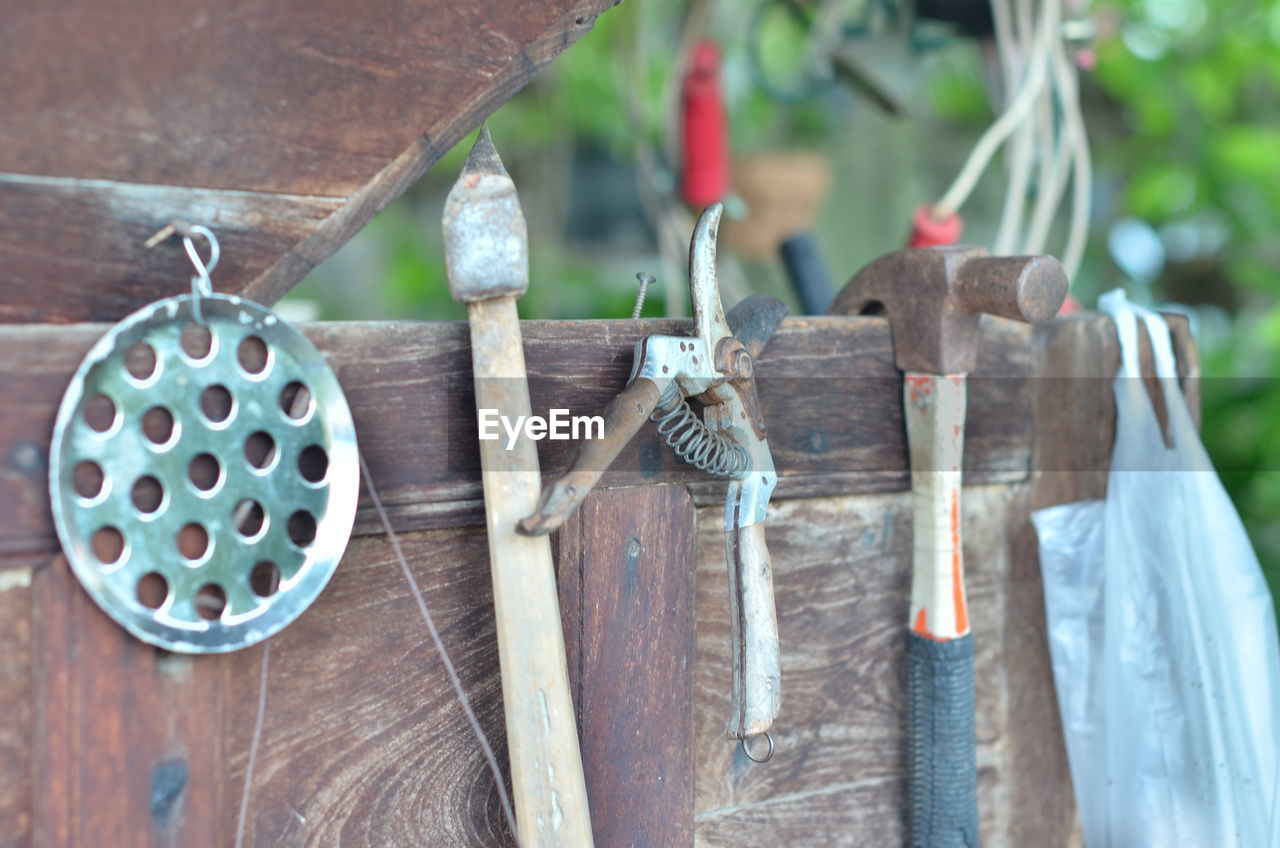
[0,315,1037,560]
[691,486,1024,846]
[0,556,34,848]
[463,296,594,847]
[0,0,618,323]
[0,312,1199,846]
[23,528,515,848]
[556,486,698,848]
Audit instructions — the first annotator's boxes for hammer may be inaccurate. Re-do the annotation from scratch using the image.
[443,127,593,847]
[829,246,1066,847]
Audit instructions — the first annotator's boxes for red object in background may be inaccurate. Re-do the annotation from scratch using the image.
[908,204,963,247]
[681,40,729,208]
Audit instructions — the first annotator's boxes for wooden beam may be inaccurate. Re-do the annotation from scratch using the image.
[26,528,515,847]
[0,311,1201,846]
[557,486,698,848]
[0,315,1038,559]
[0,0,618,323]
[0,554,35,848]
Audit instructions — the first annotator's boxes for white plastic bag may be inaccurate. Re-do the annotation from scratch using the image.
[1032,290,1280,848]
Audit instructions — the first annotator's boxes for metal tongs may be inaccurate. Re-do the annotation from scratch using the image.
[519,203,785,756]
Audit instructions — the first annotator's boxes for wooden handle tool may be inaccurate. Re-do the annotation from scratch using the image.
[831,247,1067,847]
[520,205,788,752]
[443,126,593,848]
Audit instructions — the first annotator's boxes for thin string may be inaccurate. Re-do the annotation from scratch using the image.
[234,639,271,848]
[358,451,520,845]
[230,457,519,845]
[933,0,1057,219]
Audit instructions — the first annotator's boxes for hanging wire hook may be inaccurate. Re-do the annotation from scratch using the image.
[740,730,776,764]
[145,220,220,324]
[182,225,220,292]
[182,225,219,323]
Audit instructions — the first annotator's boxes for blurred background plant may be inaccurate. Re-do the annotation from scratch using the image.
[288,0,1280,581]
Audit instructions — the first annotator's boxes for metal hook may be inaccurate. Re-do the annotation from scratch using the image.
[182,226,219,324]
[144,221,220,324]
[740,730,775,764]
[182,225,220,283]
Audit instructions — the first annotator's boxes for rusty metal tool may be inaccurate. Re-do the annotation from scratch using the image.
[829,246,1066,847]
[519,203,787,756]
[443,126,593,847]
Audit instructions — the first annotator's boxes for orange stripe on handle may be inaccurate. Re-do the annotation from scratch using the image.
[904,373,970,640]
[951,492,968,635]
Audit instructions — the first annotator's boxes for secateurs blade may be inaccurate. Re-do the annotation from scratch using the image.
[519,202,787,752]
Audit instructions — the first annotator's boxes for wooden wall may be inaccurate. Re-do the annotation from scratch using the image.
[0,3,1209,843]
[0,312,1197,846]
[0,0,618,325]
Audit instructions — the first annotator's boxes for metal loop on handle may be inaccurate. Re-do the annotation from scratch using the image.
[740,731,775,764]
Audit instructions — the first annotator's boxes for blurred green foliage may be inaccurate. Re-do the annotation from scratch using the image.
[1086,0,1280,578]
[290,0,1279,577]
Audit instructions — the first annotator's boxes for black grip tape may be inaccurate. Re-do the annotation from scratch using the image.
[907,631,979,848]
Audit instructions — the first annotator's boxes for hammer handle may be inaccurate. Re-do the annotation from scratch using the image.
[467,296,594,847]
[903,373,978,847]
[907,632,978,848]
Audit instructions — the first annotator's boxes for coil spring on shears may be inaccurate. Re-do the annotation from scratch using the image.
[651,399,750,478]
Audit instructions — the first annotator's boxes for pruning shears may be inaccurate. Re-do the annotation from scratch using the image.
[519,203,786,754]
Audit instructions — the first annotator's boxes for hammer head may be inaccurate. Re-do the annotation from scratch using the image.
[828,245,1068,374]
[443,125,529,303]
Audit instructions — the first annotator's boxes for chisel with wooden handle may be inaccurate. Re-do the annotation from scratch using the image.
[444,126,593,848]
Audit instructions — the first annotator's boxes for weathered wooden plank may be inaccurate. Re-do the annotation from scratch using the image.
[0,556,35,848]
[694,778,904,847]
[1001,316,1125,848]
[0,177,342,326]
[691,486,1022,844]
[25,526,514,848]
[0,315,1035,559]
[1,310,1200,845]
[693,768,1008,847]
[228,526,515,847]
[31,551,231,847]
[0,0,618,323]
[557,485,697,848]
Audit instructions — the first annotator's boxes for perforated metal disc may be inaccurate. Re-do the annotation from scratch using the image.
[49,294,359,653]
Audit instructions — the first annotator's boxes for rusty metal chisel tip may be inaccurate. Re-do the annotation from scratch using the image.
[443,124,528,303]
[460,123,508,179]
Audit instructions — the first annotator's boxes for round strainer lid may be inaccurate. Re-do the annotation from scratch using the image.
[49,293,359,653]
